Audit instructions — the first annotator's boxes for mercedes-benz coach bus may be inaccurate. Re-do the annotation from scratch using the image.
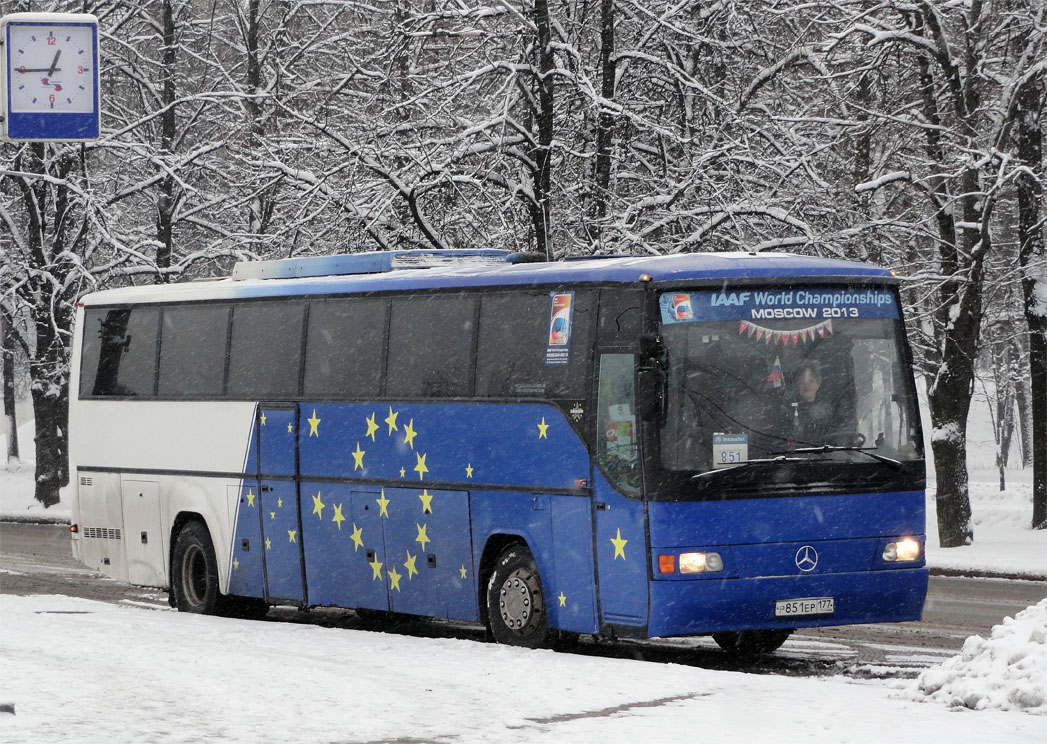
[69,249,927,655]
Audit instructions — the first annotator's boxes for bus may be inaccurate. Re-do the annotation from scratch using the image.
[68,249,927,655]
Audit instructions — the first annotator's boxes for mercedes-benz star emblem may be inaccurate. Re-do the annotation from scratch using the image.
[795,545,819,572]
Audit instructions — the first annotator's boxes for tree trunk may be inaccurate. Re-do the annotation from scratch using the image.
[532,0,555,260]
[245,0,272,241]
[1015,361,1033,468]
[156,0,177,278]
[1015,74,1046,529]
[929,373,975,546]
[2,306,19,464]
[588,0,616,248]
[30,386,66,508]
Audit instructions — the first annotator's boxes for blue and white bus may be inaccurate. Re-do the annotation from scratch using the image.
[69,249,927,654]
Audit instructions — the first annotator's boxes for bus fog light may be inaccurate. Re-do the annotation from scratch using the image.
[883,538,920,562]
[679,552,723,573]
[706,552,724,572]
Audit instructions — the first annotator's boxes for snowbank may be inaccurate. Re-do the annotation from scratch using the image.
[904,599,1047,714]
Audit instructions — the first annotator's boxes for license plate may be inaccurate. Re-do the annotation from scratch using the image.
[775,597,834,617]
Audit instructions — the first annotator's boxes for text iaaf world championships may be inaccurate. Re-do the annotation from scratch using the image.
[708,289,894,320]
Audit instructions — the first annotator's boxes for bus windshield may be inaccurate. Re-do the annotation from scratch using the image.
[656,287,923,479]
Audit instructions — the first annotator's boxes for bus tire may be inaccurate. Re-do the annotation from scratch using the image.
[486,545,550,648]
[712,629,793,657]
[171,521,222,615]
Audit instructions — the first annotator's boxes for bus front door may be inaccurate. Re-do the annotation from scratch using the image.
[257,405,305,604]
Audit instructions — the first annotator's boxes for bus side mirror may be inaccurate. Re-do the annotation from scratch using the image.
[637,365,665,421]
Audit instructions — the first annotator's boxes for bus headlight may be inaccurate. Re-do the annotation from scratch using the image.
[882,538,920,562]
[679,552,724,573]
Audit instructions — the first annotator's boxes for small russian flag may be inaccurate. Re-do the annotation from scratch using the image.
[764,355,784,390]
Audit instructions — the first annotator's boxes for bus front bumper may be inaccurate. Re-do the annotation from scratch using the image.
[646,567,929,638]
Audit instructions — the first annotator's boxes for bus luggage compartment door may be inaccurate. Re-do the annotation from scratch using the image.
[120,479,165,586]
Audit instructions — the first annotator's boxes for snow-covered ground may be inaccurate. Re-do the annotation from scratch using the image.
[3,402,1047,741]
[0,592,1043,743]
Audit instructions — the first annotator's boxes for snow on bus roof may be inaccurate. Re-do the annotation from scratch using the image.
[78,250,896,306]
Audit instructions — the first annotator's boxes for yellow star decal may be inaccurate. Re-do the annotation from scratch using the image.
[233,558,240,570]
[311,491,325,519]
[369,557,383,581]
[352,442,365,471]
[350,523,364,552]
[265,537,271,550]
[307,409,321,437]
[289,529,297,543]
[388,566,402,592]
[414,452,429,480]
[459,565,467,579]
[403,419,417,449]
[365,412,379,442]
[332,503,345,530]
[269,511,275,520]
[558,592,567,607]
[419,489,434,514]
[465,463,474,478]
[611,528,628,560]
[538,417,549,439]
[404,550,418,579]
[385,406,399,434]
[245,489,255,507]
[400,467,406,478]
[415,523,430,552]
[376,489,390,518]
[259,412,266,426]
[287,422,293,433]
[278,497,283,508]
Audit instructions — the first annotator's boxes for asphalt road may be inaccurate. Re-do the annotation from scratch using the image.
[3,522,1044,675]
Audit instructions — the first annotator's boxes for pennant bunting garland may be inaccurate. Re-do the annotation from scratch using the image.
[739,319,833,345]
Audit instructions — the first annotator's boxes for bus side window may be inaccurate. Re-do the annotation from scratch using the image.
[597,354,640,495]
[304,298,387,399]
[387,293,476,398]
[81,307,159,398]
[227,302,305,399]
[475,290,595,400]
[158,305,229,398]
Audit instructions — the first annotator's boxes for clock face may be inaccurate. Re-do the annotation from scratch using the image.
[7,23,96,114]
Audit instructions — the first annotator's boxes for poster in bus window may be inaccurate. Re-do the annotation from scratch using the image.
[606,403,637,462]
[672,293,693,320]
[545,291,574,365]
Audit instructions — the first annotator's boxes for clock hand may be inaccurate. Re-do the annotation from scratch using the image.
[47,50,62,77]
[15,66,64,73]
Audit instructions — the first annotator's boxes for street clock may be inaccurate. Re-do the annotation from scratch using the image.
[1,13,100,141]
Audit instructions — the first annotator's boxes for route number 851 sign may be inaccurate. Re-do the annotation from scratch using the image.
[1,13,100,141]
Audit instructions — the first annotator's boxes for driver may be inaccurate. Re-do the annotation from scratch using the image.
[788,360,832,444]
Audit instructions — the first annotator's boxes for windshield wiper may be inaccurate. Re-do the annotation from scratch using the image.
[690,455,808,485]
[769,445,903,469]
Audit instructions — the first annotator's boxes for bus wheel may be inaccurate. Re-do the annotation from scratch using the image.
[171,521,221,614]
[486,546,549,648]
[712,629,793,657]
